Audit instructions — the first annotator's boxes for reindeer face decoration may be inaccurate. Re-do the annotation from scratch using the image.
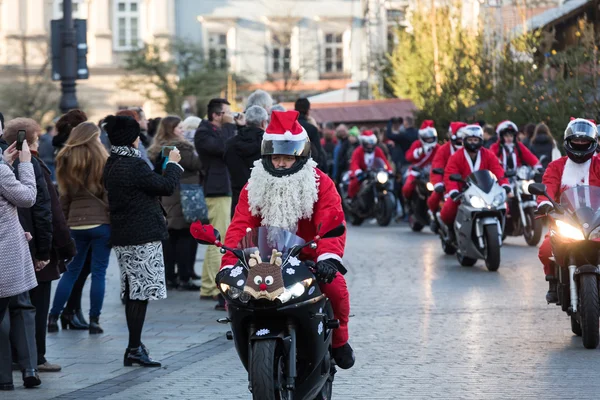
[244,249,285,301]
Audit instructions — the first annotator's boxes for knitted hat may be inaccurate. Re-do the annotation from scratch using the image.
[449,122,468,136]
[103,115,140,146]
[348,126,360,137]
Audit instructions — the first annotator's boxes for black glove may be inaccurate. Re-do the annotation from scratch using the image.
[215,267,231,286]
[434,184,445,194]
[315,259,340,284]
[537,203,554,216]
[450,191,460,201]
[504,186,511,195]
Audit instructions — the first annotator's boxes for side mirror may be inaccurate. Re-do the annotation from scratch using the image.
[190,222,221,246]
[432,168,444,175]
[504,170,516,178]
[321,224,346,239]
[527,183,546,196]
[449,174,463,182]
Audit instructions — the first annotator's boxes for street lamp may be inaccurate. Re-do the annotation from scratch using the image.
[59,0,79,113]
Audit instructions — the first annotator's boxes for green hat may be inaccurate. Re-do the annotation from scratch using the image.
[348,126,360,137]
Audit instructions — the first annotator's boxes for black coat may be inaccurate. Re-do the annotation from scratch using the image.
[194,119,236,197]
[530,135,555,168]
[225,125,263,210]
[483,136,498,149]
[385,122,418,167]
[298,115,327,171]
[103,154,182,246]
[14,157,53,261]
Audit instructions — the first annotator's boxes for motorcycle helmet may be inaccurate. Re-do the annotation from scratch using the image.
[462,124,484,152]
[261,110,311,177]
[418,120,438,151]
[359,130,377,153]
[496,120,518,145]
[448,121,467,148]
[564,118,598,163]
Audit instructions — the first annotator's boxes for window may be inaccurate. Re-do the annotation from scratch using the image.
[324,33,343,73]
[114,1,141,51]
[208,33,228,69]
[272,33,291,74]
[54,0,86,19]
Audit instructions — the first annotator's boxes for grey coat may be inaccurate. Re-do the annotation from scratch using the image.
[0,160,38,298]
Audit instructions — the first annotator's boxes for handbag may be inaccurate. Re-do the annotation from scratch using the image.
[179,183,208,224]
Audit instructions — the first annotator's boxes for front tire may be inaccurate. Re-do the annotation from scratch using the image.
[251,340,288,400]
[484,224,501,272]
[441,238,456,255]
[523,208,542,246]
[409,214,424,232]
[376,194,395,227]
[579,274,599,349]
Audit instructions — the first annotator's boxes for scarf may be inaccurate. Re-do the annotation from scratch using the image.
[111,145,141,158]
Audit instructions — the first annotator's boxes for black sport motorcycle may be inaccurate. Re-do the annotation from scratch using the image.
[339,158,395,226]
[503,166,543,246]
[405,165,434,232]
[191,219,346,399]
[529,183,600,349]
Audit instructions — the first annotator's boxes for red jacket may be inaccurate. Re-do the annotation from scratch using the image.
[405,141,439,168]
[430,142,458,188]
[349,146,391,174]
[537,156,600,207]
[489,142,540,170]
[221,169,345,268]
[444,148,509,195]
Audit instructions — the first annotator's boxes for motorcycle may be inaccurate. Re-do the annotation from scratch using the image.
[190,218,346,399]
[503,166,543,246]
[339,158,395,227]
[435,170,507,271]
[405,165,435,232]
[528,183,600,349]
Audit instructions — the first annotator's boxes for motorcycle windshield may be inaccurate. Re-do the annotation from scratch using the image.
[466,170,497,194]
[559,186,600,229]
[368,157,387,171]
[238,227,306,261]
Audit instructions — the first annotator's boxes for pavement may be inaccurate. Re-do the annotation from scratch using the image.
[5,222,600,399]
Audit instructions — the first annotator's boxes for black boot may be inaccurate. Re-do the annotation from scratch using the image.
[22,369,41,388]
[123,346,161,367]
[74,309,89,328]
[60,312,88,330]
[331,343,355,370]
[546,280,558,304]
[47,314,59,333]
[89,317,104,334]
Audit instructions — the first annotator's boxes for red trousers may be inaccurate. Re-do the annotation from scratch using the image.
[402,175,416,200]
[538,234,554,276]
[440,197,460,225]
[319,272,350,348]
[427,190,444,213]
[348,177,360,198]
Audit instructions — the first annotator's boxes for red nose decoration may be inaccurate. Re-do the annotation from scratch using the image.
[259,283,267,291]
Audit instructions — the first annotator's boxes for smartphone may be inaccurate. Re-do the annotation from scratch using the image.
[161,146,176,158]
[233,112,241,119]
[16,130,26,151]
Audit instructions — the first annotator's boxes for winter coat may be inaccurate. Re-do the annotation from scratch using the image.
[483,136,497,149]
[14,157,53,261]
[224,125,263,211]
[148,139,202,230]
[530,134,561,168]
[537,156,600,207]
[103,150,183,246]
[298,115,327,171]
[333,139,358,183]
[489,141,540,170]
[194,119,236,197]
[405,141,440,169]
[222,168,345,267]
[0,161,38,298]
[60,188,110,227]
[430,142,460,189]
[349,146,392,174]
[385,123,418,167]
[444,148,509,195]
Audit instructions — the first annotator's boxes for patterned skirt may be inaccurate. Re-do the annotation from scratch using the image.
[113,241,167,301]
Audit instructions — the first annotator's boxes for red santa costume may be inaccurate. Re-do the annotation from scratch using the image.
[347,130,392,198]
[440,125,509,225]
[221,111,350,349]
[489,120,540,170]
[402,120,440,200]
[427,122,468,213]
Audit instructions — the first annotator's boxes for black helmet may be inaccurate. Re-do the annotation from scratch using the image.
[564,118,598,163]
[261,110,311,177]
[462,125,484,152]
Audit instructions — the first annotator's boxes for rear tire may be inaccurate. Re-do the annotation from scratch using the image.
[524,208,542,246]
[571,314,582,336]
[484,224,501,272]
[376,194,395,227]
[579,274,599,349]
[457,252,477,267]
[251,340,288,400]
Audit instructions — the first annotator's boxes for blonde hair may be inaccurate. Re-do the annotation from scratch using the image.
[56,122,109,197]
[148,115,182,156]
[531,122,556,146]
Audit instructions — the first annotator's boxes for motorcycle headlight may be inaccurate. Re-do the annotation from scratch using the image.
[469,196,486,208]
[493,192,506,207]
[555,220,585,241]
[376,171,389,184]
[277,278,314,304]
[426,182,434,191]
[521,180,534,195]
[220,283,242,299]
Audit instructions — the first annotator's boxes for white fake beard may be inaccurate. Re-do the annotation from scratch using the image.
[562,158,591,188]
[247,159,320,232]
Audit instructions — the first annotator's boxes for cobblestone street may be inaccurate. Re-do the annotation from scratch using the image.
[6,223,600,399]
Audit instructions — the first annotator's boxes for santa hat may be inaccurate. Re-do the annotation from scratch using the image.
[449,122,467,136]
[359,130,377,145]
[419,120,435,133]
[495,120,518,135]
[263,110,308,142]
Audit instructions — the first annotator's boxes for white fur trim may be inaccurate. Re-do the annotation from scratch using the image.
[446,189,459,199]
[562,158,590,188]
[317,253,343,264]
[409,170,420,177]
[247,159,319,232]
[263,130,308,141]
[354,169,362,176]
[500,148,517,170]
[413,148,422,159]
[434,182,444,188]
[538,201,553,209]
[221,265,234,270]
[167,161,184,171]
[463,149,481,172]
[496,121,518,135]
